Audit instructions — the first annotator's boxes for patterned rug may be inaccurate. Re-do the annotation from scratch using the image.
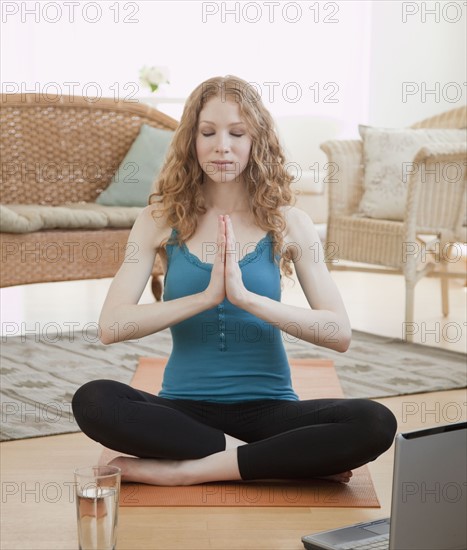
[1,328,465,441]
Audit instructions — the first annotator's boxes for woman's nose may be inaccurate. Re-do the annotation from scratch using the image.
[215,133,230,153]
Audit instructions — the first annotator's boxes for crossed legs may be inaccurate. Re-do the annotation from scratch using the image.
[71,380,397,486]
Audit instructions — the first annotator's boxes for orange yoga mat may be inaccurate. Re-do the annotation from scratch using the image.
[99,357,381,507]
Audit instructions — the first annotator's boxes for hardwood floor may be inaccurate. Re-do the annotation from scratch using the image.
[2,390,465,550]
[1,267,466,549]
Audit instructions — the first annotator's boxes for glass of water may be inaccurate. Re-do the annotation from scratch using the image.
[74,465,121,550]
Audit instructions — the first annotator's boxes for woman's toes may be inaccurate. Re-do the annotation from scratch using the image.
[315,470,354,483]
[336,470,353,482]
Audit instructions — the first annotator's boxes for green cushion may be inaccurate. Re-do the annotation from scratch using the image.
[96,124,174,206]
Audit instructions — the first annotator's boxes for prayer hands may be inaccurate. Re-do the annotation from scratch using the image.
[203,215,250,308]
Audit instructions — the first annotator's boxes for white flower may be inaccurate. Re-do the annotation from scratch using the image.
[139,65,170,92]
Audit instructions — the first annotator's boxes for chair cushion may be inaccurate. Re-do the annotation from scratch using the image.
[95,124,174,207]
[357,125,466,220]
[0,203,143,233]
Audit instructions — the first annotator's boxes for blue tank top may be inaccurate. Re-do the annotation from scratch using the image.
[158,227,299,403]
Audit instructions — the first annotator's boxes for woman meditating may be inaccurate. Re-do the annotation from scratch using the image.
[72,75,397,486]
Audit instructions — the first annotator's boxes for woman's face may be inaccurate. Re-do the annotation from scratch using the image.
[195,96,252,185]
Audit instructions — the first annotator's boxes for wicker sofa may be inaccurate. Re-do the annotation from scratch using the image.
[0,94,178,300]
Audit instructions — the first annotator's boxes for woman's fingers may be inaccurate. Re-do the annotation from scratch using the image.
[217,215,225,264]
[214,215,225,263]
[224,215,236,262]
[216,215,238,264]
[223,215,249,307]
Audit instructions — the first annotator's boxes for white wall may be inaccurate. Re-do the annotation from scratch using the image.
[1,1,371,129]
[368,0,466,127]
[1,0,464,163]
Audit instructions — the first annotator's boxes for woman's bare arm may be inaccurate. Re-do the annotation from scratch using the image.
[239,207,352,353]
[98,205,212,345]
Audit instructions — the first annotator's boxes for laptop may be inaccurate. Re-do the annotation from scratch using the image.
[302,421,467,550]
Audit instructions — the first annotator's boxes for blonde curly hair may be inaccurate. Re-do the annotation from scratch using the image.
[149,75,296,284]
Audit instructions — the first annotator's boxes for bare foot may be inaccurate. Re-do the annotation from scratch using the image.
[315,470,353,483]
[108,445,242,487]
[108,456,188,486]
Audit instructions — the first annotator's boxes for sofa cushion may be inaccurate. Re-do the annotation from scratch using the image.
[0,203,143,234]
[95,124,174,207]
[357,125,466,220]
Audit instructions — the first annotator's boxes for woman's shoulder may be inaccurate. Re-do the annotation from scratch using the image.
[136,204,173,250]
[280,205,314,239]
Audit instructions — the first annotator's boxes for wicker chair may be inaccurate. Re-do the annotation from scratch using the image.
[0,94,178,300]
[320,106,467,341]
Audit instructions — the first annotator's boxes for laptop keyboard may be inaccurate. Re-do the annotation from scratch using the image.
[338,535,389,549]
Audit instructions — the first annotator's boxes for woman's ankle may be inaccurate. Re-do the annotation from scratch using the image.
[224,433,247,450]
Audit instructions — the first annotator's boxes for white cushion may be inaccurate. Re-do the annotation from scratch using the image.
[0,203,143,234]
[357,126,466,220]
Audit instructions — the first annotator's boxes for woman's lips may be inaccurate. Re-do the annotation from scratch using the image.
[211,161,234,169]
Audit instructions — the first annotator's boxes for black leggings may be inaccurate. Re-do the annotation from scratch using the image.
[71,380,397,481]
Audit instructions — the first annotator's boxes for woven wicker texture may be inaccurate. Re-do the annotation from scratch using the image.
[0,229,130,287]
[0,94,178,205]
[320,107,467,339]
[410,105,467,130]
[0,94,178,291]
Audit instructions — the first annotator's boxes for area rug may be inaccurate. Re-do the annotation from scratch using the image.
[97,357,380,508]
[1,328,465,441]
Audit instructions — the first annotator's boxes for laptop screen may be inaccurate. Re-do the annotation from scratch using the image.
[301,422,466,550]
[390,421,467,550]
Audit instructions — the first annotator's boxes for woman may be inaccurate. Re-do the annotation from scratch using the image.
[72,75,397,486]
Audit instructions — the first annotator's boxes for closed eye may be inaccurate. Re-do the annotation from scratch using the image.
[201,133,244,137]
